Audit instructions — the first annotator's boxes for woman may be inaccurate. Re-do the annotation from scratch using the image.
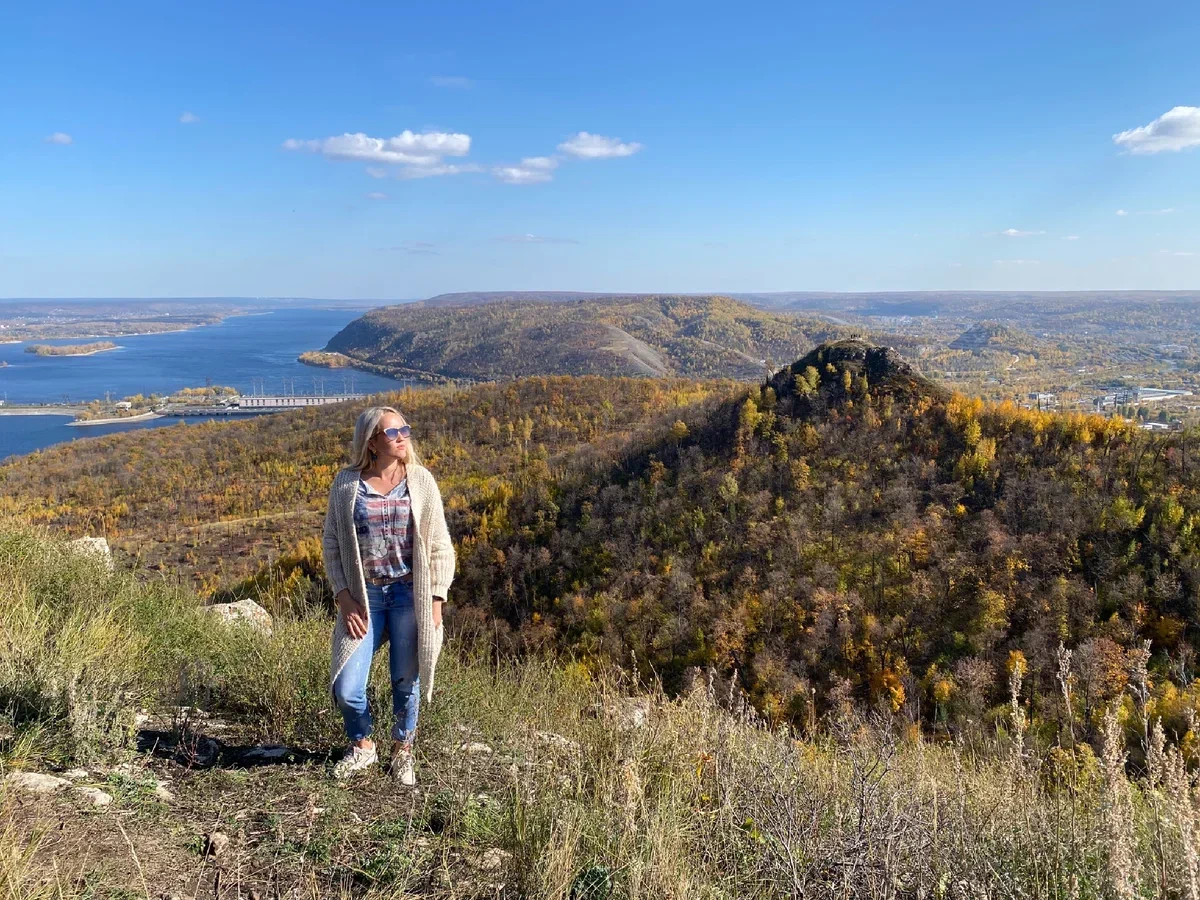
[322,405,455,784]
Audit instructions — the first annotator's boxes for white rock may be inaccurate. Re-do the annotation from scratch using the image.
[67,536,114,572]
[615,698,650,729]
[62,768,90,780]
[75,786,113,807]
[204,831,230,858]
[154,784,176,803]
[476,847,512,871]
[5,772,69,794]
[204,598,273,633]
[535,731,580,752]
[459,741,494,755]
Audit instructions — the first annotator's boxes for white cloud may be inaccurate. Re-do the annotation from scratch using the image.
[1064,235,1080,240]
[1000,228,1045,237]
[44,132,72,145]
[495,233,579,244]
[283,130,471,167]
[557,131,642,159]
[1116,206,1175,217]
[493,156,559,185]
[430,75,471,89]
[285,130,479,180]
[1159,249,1195,257]
[366,191,388,200]
[179,111,200,124]
[993,259,1040,266]
[1113,106,1200,154]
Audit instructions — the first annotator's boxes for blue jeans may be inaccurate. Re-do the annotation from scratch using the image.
[332,581,420,744]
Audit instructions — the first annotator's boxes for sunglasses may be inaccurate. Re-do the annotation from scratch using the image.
[375,425,411,441]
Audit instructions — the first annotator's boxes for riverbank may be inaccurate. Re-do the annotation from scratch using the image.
[64,344,121,357]
[0,407,83,416]
[1,325,204,344]
[298,348,452,385]
[67,411,164,427]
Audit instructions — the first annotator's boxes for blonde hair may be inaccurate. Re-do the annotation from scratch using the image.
[348,406,420,471]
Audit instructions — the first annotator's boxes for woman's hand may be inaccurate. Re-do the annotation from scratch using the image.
[337,589,368,640]
[433,598,444,629]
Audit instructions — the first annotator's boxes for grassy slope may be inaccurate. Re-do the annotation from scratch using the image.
[3,526,1199,899]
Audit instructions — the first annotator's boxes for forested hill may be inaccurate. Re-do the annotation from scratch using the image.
[323,295,852,381]
[4,340,1200,741]
[416,291,623,307]
[948,321,1042,354]
[450,338,1200,739]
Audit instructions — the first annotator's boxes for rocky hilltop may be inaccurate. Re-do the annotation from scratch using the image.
[769,338,940,402]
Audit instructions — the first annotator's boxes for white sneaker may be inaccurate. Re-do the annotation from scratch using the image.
[333,743,377,780]
[390,745,416,786]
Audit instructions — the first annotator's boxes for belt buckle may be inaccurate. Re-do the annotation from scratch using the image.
[371,574,411,586]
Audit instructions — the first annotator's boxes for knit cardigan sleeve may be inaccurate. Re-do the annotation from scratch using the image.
[424,471,456,601]
[321,474,350,597]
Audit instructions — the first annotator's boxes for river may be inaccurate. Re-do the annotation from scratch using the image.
[0,307,402,461]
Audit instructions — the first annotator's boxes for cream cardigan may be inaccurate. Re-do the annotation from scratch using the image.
[323,464,456,701]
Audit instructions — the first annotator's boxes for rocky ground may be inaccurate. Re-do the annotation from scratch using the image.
[3,707,567,898]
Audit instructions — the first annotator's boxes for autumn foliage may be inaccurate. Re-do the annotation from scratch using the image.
[4,341,1200,748]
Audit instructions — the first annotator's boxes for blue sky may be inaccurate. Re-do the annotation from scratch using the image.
[3,0,1200,298]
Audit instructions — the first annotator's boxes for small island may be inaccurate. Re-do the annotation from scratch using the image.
[25,341,120,357]
[298,349,356,368]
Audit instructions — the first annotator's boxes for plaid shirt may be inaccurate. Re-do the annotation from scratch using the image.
[353,477,413,581]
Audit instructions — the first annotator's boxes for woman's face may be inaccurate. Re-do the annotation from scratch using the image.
[369,412,410,464]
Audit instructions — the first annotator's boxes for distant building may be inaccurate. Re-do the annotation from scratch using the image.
[1133,388,1192,403]
[1096,386,1192,409]
[236,394,365,409]
[115,401,132,410]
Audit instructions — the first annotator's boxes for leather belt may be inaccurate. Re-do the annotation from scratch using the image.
[368,573,413,586]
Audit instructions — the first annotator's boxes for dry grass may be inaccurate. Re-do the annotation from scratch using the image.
[2,524,1199,898]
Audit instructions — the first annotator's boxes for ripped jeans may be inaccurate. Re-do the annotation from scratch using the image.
[332,581,420,744]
